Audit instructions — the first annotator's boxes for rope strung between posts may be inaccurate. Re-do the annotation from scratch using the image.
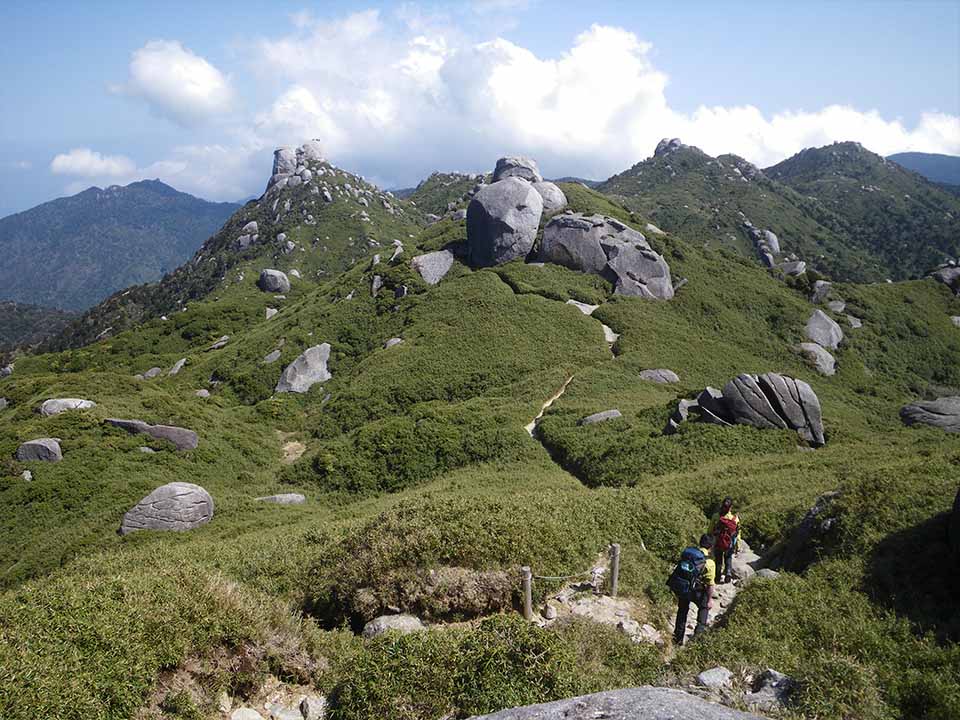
[532,568,598,582]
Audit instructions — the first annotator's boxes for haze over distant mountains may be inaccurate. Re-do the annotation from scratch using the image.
[0,180,239,311]
[888,151,960,189]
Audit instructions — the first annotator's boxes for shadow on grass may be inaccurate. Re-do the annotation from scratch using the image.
[864,511,960,643]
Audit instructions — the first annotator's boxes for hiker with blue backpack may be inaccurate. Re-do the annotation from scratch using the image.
[712,497,741,584]
[668,533,716,646]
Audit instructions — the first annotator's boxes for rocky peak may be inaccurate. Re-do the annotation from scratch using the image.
[654,137,687,157]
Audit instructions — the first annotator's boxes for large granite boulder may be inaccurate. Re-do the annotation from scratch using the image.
[16,438,62,462]
[900,396,960,433]
[810,280,832,304]
[257,269,291,294]
[272,147,297,176]
[579,409,622,425]
[640,369,680,384]
[492,156,542,183]
[119,482,214,535]
[256,493,306,504]
[931,265,960,289]
[411,250,454,285]
[673,373,825,446]
[532,181,567,213]
[541,214,673,299]
[468,686,767,719]
[467,178,543,266]
[361,614,427,639]
[105,418,199,451]
[39,398,96,416]
[805,309,843,349]
[275,344,332,394]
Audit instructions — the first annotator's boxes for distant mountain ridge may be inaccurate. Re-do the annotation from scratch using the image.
[887,151,960,187]
[0,180,239,310]
[0,301,74,352]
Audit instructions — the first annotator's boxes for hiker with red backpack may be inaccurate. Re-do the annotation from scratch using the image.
[712,497,741,584]
[667,533,716,646]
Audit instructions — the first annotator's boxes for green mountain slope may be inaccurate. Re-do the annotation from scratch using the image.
[0,158,958,720]
[767,142,960,280]
[598,141,886,282]
[0,301,75,352]
[404,171,484,216]
[41,156,424,352]
[0,180,239,311]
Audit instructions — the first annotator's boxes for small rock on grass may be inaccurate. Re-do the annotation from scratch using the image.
[697,666,733,688]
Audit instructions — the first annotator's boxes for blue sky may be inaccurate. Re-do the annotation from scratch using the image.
[1,0,958,216]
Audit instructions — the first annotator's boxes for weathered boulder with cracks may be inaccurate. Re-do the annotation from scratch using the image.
[119,481,214,535]
[39,398,96,416]
[468,686,767,719]
[257,269,291,294]
[541,213,673,299]
[411,250,455,285]
[275,344,332,394]
[900,396,960,433]
[669,373,825,446]
[105,418,199,451]
[467,177,543,266]
[16,438,62,462]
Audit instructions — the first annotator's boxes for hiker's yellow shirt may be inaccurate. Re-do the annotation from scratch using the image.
[699,546,716,586]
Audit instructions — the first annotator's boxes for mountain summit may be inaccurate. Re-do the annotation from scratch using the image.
[0,180,239,311]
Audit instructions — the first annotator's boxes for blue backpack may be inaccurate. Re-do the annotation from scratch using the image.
[667,547,706,599]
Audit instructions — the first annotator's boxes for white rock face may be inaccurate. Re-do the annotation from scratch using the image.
[805,309,844,350]
[168,358,187,376]
[39,398,96,416]
[411,250,455,285]
[275,344,332,394]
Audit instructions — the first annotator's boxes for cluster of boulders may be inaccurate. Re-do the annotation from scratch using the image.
[742,220,781,268]
[801,308,844,376]
[230,694,326,720]
[542,214,674,299]
[665,372,825,446]
[695,666,795,714]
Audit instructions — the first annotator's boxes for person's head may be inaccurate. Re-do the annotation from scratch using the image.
[721,496,733,513]
[699,534,715,552]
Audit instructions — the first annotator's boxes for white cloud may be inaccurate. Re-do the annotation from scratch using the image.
[50,148,136,177]
[78,14,959,202]
[241,16,959,188]
[114,40,233,126]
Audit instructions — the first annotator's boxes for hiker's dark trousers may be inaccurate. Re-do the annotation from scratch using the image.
[674,592,709,645]
[716,549,734,580]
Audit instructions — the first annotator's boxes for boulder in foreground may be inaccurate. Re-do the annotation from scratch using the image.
[467,177,543,267]
[119,481,214,535]
[16,438,62,462]
[467,686,767,719]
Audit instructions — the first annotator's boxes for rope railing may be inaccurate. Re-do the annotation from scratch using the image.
[521,543,621,620]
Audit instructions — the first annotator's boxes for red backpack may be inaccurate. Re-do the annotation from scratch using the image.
[715,515,738,552]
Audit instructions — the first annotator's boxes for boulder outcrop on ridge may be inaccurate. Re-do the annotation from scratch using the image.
[666,372,825,446]
[492,156,542,183]
[532,181,567,213]
[467,177,543,266]
[541,213,674,299]
[119,481,214,535]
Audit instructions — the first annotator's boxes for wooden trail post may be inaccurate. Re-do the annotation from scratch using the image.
[521,566,533,620]
[609,543,621,598]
